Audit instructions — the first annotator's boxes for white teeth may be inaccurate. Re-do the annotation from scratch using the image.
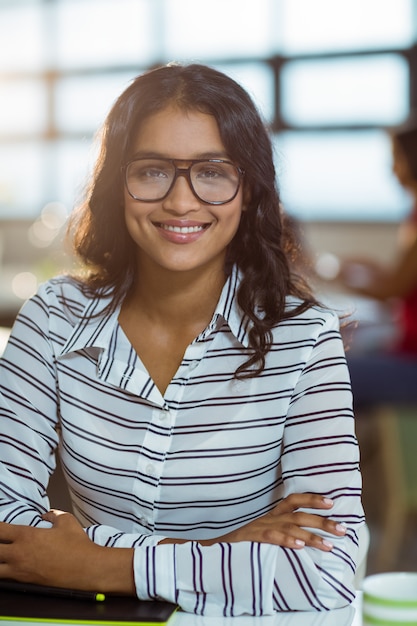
[161,224,205,233]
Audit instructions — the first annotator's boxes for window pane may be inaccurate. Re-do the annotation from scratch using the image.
[164,0,274,59]
[280,0,413,54]
[0,80,48,135]
[281,54,409,126]
[54,140,97,212]
[275,130,412,221]
[213,63,275,123]
[0,143,46,218]
[55,73,137,133]
[55,0,155,68]
[0,3,44,72]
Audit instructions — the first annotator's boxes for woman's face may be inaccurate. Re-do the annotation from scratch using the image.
[123,105,245,278]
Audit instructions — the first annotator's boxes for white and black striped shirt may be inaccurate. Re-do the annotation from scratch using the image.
[0,266,364,616]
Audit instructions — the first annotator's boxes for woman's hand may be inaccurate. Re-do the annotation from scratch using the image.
[201,493,347,551]
[0,511,135,594]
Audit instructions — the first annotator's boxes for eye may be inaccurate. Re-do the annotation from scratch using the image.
[129,160,171,182]
[193,161,239,186]
[143,167,168,179]
[194,163,227,181]
[140,167,168,179]
[200,167,220,178]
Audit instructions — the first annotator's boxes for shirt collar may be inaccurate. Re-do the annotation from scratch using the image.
[59,265,251,359]
[59,291,121,357]
[195,265,251,347]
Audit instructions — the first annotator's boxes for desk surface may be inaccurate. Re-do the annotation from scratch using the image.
[172,595,361,626]
[0,594,362,626]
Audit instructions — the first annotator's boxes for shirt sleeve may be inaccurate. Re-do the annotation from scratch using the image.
[0,291,60,527]
[0,288,168,547]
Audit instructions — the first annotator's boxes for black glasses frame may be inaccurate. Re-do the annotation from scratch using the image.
[122,158,245,205]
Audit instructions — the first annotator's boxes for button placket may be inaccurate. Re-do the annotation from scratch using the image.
[132,405,174,527]
[132,340,206,530]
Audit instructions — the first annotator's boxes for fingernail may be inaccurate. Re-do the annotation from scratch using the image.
[322,540,333,549]
[336,524,347,534]
[295,539,305,547]
[323,498,333,506]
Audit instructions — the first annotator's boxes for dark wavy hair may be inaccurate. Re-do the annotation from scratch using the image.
[68,63,318,377]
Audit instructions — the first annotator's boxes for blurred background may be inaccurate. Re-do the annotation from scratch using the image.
[1,0,416,322]
[0,0,416,575]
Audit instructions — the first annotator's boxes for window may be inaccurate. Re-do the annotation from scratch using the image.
[0,79,48,135]
[280,0,413,54]
[275,130,412,221]
[280,55,409,127]
[0,0,415,221]
[55,0,155,68]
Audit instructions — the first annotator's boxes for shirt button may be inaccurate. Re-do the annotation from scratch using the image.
[190,360,199,370]
[146,464,156,476]
[159,410,168,421]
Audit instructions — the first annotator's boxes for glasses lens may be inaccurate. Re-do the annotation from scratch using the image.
[191,161,240,203]
[126,159,175,201]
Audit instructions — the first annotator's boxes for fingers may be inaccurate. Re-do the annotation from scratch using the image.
[269,493,348,551]
[258,521,346,552]
[288,509,347,535]
[272,493,334,515]
[41,510,82,531]
[41,509,67,524]
[260,517,347,552]
[288,521,347,552]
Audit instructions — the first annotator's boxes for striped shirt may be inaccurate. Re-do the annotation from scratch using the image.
[0,266,364,616]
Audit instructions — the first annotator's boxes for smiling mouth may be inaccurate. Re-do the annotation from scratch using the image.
[156,223,209,234]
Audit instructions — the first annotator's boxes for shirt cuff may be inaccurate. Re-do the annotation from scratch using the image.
[133,543,177,604]
[133,541,277,616]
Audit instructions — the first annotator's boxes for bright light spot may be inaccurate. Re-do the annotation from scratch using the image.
[11,272,38,300]
[41,202,67,229]
[315,252,341,280]
[28,202,68,248]
[28,221,56,247]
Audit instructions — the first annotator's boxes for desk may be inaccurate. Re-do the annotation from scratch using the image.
[0,594,363,626]
[171,594,361,626]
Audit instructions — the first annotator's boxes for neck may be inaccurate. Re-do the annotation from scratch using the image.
[127,264,227,327]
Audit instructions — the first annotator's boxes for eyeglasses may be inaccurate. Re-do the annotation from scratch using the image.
[123,158,244,205]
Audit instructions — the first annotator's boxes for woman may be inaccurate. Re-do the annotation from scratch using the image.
[0,64,364,616]
[339,121,417,406]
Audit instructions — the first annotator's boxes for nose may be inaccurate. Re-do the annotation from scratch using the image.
[162,172,201,213]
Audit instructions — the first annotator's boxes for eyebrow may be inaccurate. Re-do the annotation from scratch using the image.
[129,150,231,161]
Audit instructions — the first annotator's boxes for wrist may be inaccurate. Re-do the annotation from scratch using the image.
[91,546,136,595]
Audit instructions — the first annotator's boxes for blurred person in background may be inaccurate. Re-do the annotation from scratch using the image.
[337,119,417,407]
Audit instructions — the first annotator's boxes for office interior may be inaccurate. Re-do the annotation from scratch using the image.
[0,0,416,576]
